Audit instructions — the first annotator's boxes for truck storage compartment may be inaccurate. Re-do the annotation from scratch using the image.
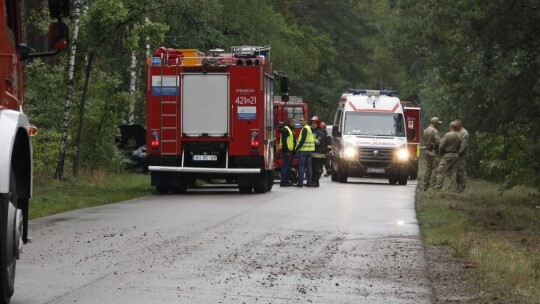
[182,74,229,137]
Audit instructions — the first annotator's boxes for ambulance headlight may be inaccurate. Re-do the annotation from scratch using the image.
[396,148,409,161]
[344,146,358,159]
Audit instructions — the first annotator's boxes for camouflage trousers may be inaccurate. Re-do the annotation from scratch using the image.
[435,153,459,190]
[423,153,440,190]
[455,156,467,192]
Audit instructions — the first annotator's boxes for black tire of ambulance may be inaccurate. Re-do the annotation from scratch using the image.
[389,175,398,185]
[0,168,18,303]
[398,173,408,185]
[337,161,348,183]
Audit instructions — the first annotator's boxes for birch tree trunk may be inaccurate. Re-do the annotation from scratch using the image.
[128,50,137,124]
[54,0,82,180]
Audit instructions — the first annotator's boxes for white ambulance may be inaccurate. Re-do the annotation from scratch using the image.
[331,89,413,185]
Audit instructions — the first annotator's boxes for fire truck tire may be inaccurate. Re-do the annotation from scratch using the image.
[239,186,253,194]
[171,184,187,194]
[389,175,398,185]
[410,161,418,180]
[337,161,348,183]
[254,172,268,194]
[156,186,170,194]
[0,168,18,302]
[266,172,274,192]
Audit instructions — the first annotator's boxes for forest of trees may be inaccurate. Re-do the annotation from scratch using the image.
[22,0,539,188]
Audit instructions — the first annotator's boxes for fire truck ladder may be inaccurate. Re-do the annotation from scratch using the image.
[159,56,180,156]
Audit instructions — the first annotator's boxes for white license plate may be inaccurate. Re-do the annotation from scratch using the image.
[367,168,385,174]
[193,155,217,161]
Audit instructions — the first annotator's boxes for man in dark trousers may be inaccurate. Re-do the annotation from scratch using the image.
[293,116,315,187]
[310,116,326,187]
[279,118,296,187]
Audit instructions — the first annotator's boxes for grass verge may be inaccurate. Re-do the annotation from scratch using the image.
[417,177,540,303]
[30,172,152,220]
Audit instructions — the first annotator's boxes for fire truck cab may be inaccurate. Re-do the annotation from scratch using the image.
[0,0,69,302]
[331,89,413,185]
[146,46,284,194]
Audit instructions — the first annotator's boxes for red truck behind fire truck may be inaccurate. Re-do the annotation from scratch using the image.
[146,46,287,194]
[402,101,421,179]
[0,0,69,302]
[273,96,308,181]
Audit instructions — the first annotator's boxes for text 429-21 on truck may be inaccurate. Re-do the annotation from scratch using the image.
[146,46,288,194]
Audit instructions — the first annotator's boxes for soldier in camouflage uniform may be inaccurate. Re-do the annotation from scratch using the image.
[422,117,443,191]
[454,119,469,192]
[434,122,462,191]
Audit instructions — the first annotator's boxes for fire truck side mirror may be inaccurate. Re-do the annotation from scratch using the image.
[48,22,69,50]
[280,76,289,94]
[48,0,70,19]
[18,44,30,61]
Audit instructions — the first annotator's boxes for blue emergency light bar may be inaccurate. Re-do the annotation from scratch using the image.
[348,89,399,96]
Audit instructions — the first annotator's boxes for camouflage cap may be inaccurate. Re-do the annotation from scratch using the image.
[430,117,443,124]
[449,121,457,127]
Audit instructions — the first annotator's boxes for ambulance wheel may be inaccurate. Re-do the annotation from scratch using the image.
[398,174,408,185]
[0,168,18,302]
[389,175,398,185]
[156,186,170,194]
[239,186,252,194]
[337,161,348,183]
[331,169,338,182]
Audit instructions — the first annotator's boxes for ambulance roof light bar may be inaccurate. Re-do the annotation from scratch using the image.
[348,89,399,96]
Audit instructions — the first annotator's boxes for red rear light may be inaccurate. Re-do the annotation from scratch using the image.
[250,130,259,151]
[151,130,160,149]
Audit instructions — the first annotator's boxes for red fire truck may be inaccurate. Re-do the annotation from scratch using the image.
[273,96,308,181]
[402,101,421,179]
[0,0,69,302]
[146,46,286,194]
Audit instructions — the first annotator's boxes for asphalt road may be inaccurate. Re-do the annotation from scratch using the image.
[14,177,431,304]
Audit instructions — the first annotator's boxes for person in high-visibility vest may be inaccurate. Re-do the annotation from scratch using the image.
[279,118,297,187]
[293,116,315,187]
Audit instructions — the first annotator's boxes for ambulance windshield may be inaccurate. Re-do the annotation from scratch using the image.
[344,112,405,136]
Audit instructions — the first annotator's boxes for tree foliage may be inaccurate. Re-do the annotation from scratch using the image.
[22,0,539,187]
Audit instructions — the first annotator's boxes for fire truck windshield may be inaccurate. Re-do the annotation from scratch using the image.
[344,112,405,137]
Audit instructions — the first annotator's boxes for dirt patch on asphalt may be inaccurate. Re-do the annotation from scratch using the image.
[425,245,490,303]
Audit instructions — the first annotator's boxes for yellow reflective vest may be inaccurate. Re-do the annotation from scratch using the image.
[298,125,315,152]
[279,126,295,151]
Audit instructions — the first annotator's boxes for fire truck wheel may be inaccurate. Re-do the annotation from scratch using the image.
[0,168,18,301]
[239,186,253,194]
[410,162,418,180]
[156,186,170,194]
[389,175,398,185]
[266,172,274,192]
[171,184,187,194]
